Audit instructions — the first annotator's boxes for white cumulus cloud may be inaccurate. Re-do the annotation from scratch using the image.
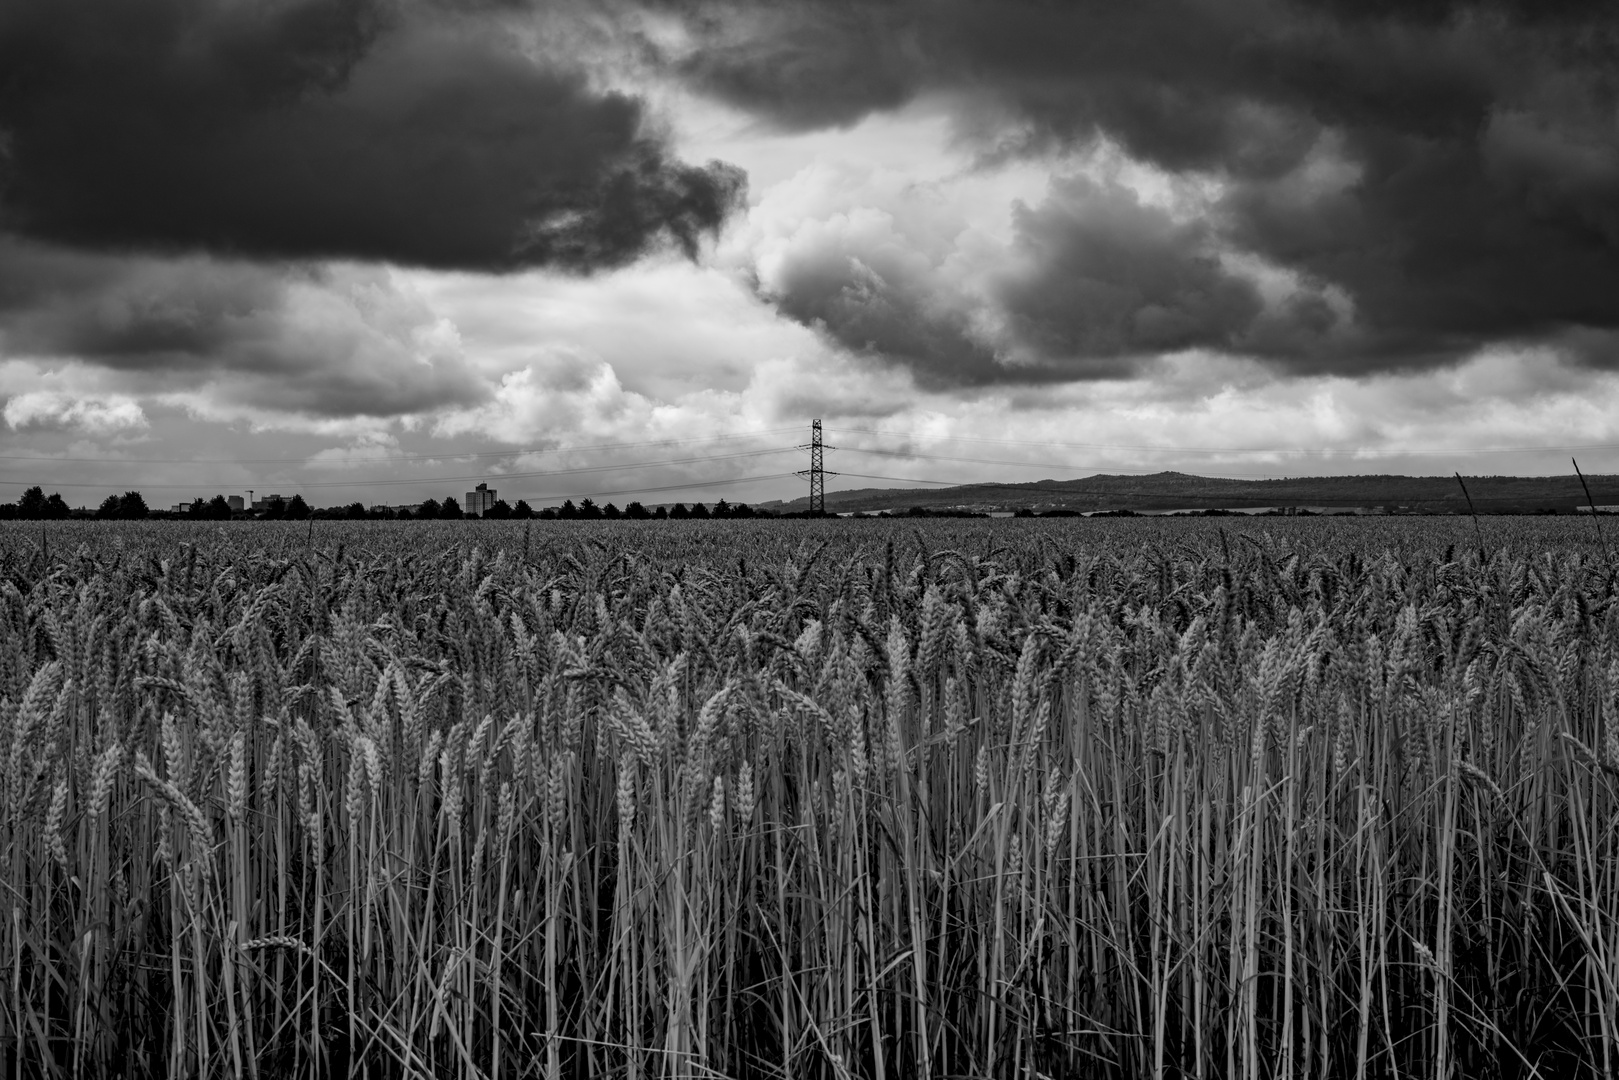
[3,391,148,436]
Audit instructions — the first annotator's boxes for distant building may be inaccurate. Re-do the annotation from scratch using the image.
[465,482,496,517]
[227,495,244,512]
[251,494,287,511]
[170,503,189,514]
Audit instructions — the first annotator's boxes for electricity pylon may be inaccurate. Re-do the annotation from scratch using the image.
[797,419,836,515]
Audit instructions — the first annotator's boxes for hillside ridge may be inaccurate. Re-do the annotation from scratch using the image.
[760,471,1619,515]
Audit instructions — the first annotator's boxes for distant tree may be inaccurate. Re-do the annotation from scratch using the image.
[116,491,148,519]
[689,502,710,519]
[207,494,233,519]
[602,502,622,520]
[537,506,558,520]
[96,494,122,520]
[264,496,286,520]
[0,504,14,520]
[417,498,441,520]
[1014,507,1036,517]
[625,501,650,520]
[346,502,368,520]
[285,494,310,520]
[369,505,395,520]
[578,498,602,520]
[653,505,668,520]
[395,507,413,520]
[186,498,207,518]
[669,503,689,520]
[440,495,464,520]
[485,499,512,519]
[558,500,578,520]
[18,487,47,519]
[512,499,533,519]
[712,498,730,518]
[45,493,71,519]
[732,503,754,518]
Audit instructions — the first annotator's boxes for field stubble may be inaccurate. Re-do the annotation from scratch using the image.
[1,518,1617,1078]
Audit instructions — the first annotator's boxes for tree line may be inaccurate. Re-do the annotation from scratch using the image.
[516,497,772,520]
[0,487,788,520]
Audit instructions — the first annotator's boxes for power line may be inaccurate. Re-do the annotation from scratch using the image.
[825,471,1398,506]
[833,444,1619,482]
[526,471,802,503]
[0,446,800,491]
[831,474,1281,502]
[294,447,798,489]
[835,472,958,487]
[837,445,1134,474]
[830,426,1619,458]
[0,426,803,467]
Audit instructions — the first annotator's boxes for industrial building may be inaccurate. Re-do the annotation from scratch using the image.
[465,483,497,517]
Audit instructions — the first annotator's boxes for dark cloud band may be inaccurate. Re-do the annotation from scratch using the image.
[661,0,1619,381]
[0,0,745,271]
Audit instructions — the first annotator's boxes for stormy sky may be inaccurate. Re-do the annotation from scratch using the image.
[2,0,1616,508]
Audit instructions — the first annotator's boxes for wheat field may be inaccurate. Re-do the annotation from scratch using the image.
[1,518,1617,1078]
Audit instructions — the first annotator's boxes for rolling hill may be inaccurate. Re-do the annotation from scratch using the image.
[758,471,1619,516]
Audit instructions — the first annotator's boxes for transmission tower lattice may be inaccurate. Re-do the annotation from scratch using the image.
[797,419,836,515]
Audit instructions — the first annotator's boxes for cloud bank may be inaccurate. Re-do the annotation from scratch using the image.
[655,0,1619,383]
[0,0,745,271]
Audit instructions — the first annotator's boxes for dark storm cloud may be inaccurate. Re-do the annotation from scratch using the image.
[995,177,1338,372]
[0,0,745,271]
[665,5,923,132]
[0,238,488,418]
[656,0,1619,381]
[762,224,1003,388]
[760,174,1349,386]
